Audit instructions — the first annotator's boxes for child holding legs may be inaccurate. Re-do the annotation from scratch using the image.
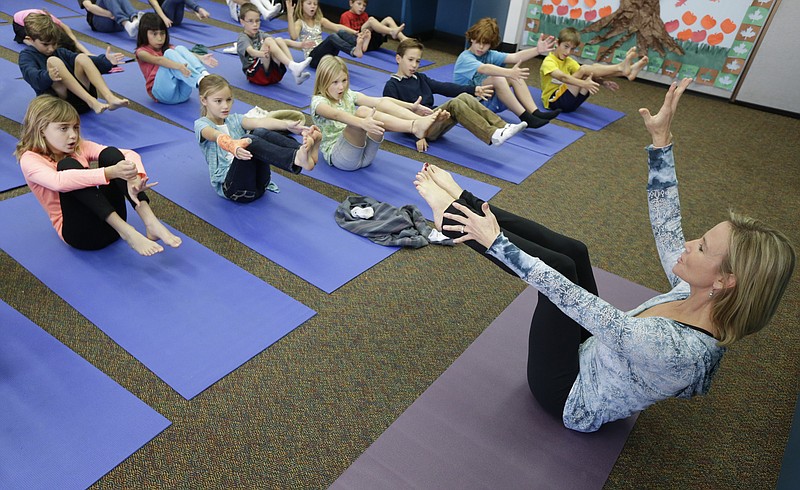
[79,0,142,37]
[286,0,368,68]
[14,9,93,55]
[541,27,648,112]
[147,0,210,28]
[237,3,312,86]
[339,0,407,52]
[454,17,560,129]
[135,13,218,104]
[384,38,527,153]
[195,75,321,203]
[15,95,181,256]
[19,14,129,115]
[310,55,445,170]
[226,0,281,22]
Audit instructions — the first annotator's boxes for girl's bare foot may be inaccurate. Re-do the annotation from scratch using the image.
[414,168,454,230]
[628,56,649,81]
[91,100,109,114]
[411,111,440,139]
[424,163,463,199]
[145,219,182,248]
[107,95,129,111]
[122,229,164,256]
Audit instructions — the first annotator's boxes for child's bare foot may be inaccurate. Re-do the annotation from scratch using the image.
[414,168,454,230]
[307,126,322,165]
[360,30,371,52]
[424,163,463,200]
[90,100,110,114]
[619,46,636,77]
[411,111,441,139]
[628,55,648,81]
[145,220,182,248]
[107,95,129,111]
[294,136,315,171]
[391,23,406,40]
[122,229,164,256]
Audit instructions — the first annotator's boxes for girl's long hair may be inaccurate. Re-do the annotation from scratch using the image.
[136,13,170,50]
[312,55,349,102]
[15,95,81,162]
[198,74,232,117]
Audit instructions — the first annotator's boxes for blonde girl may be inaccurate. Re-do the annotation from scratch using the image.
[135,13,217,104]
[15,95,181,256]
[195,75,321,203]
[286,0,367,68]
[310,55,446,170]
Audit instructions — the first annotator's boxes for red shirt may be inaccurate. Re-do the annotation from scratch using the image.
[340,10,368,31]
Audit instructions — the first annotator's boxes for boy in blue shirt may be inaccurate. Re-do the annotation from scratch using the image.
[454,17,559,129]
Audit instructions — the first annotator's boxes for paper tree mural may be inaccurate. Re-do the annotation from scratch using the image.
[524,0,776,91]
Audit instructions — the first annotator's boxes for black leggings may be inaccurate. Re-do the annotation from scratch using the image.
[58,147,148,250]
[222,128,301,203]
[442,191,598,419]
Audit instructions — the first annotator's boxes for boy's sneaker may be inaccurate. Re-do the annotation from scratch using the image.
[226,0,240,22]
[491,122,527,146]
[222,42,238,54]
[124,17,139,38]
[264,2,282,20]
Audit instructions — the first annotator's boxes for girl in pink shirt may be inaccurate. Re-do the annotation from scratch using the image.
[15,95,181,256]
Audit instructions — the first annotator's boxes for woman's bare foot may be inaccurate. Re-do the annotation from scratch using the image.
[414,168,454,230]
[628,56,649,81]
[107,95,129,111]
[411,111,441,139]
[90,100,109,114]
[144,219,182,248]
[424,163,463,199]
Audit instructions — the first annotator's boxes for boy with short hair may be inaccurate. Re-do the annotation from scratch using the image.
[540,27,648,112]
[18,13,129,114]
[237,3,312,85]
[13,9,92,55]
[339,0,406,52]
[384,38,528,152]
[454,17,560,129]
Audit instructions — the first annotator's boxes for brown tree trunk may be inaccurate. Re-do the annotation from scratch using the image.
[583,0,685,57]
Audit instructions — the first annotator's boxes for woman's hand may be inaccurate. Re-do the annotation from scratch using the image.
[443,201,501,248]
[639,77,692,147]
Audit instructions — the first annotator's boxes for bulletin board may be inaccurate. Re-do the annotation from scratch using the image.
[521,0,778,93]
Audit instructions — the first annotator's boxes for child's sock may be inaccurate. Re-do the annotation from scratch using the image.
[491,122,527,146]
[532,108,561,120]
[217,134,250,155]
[517,111,549,129]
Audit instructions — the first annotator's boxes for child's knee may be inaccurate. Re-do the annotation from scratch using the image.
[56,157,84,171]
[98,147,125,167]
[355,105,374,118]
[46,56,67,69]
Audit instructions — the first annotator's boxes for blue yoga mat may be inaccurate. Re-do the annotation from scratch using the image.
[307,148,502,221]
[0,22,27,52]
[0,298,171,489]
[0,193,316,399]
[201,0,288,31]
[103,57,251,130]
[332,268,655,489]
[60,15,136,51]
[0,58,191,150]
[341,46,433,73]
[136,140,398,293]
[1,0,81,19]
[778,396,800,489]
[423,64,626,131]
[0,129,26,192]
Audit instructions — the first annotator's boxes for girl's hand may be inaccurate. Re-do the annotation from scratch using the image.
[104,46,125,65]
[475,85,494,100]
[361,108,385,135]
[111,160,138,181]
[300,40,315,49]
[128,176,158,206]
[536,34,556,55]
[639,77,692,147]
[195,7,210,20]
[201,53,218,68]
[234,146,252,160]
[161,15,173,28]
[286,0,295,15]
[508,62,529,82]
[286,120,309,135]
[416,138,428,153]
[443,202,501,248]
[180,64,191,77]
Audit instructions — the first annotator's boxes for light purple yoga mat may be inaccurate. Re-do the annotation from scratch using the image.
[1,0,81,19]
[0,298,171,489]
[201,0,289,31]
[0,58,192,150]
[0,193,316,399]
[0,129,26,192]
[306,148,502,221]
[332,268,657,489]
[136,140,398,293]
[424,63,626,131]
[0,22,28,52]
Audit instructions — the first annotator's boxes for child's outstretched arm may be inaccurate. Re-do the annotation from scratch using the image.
[504,34,556,64]
[136,49,193,76]
[242,116,309,134]
[199,126,253,160]
[549,68,600,94]
[81,0,114,19]
[315,100,384,135]
[286,0,301,40]
[147,0,174,28]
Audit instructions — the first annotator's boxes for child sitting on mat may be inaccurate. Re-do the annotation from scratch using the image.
[384,38,527,153]
[195,75,321,203]
[237,3,312,86]
[78,0,142,38]
[339,0,407,52]
[135,13,218,104]
[311,55,446,170]
[226,0,281,22]
[147,0,210,28]
[13,9,93,55]
[540,27,649,113]
[19,13,129,115]
[454,17,560,129]
[16,95,181,256]
[286,0,368,68]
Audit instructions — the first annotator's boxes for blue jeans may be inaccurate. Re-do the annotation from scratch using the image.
[222,128,301,203]
[151,46,205,104]
[158,0,200,26]
[93,0,138,31]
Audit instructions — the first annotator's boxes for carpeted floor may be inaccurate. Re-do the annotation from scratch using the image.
[1,2,798,488]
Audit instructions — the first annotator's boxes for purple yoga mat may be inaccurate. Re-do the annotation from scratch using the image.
[0,129,26,192]
[136,140,399,293]
[1,0,81,19]
[332,268,657,489]
[0,298,171,489]
[0,193,316,399]
[424,63,626,131]
[201,0,289,31]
